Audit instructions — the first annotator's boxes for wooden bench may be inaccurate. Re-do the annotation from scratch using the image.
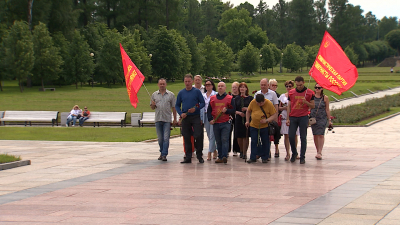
[139,112,174,127]
[0,111,59,126]
[139,112,155,127]
[83,112,127,127]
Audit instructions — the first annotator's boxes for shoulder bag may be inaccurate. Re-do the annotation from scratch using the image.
[259,105,276,135]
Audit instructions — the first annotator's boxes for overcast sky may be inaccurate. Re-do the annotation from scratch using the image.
[224,0,399,20]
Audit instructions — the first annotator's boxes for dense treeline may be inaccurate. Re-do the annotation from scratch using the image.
[0,0,399,92]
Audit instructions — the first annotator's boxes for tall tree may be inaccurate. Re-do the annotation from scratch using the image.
[379,17,399,40]
[385,29,400,55]
[260,44,275,73]
[199,35,222,77]
[215,39,234,77]
[32,22,63,90]
[185,34,205,75]
[289,0,317,47]
[3,21,35,92]
[65,30,94,89]
[237,42,260,75]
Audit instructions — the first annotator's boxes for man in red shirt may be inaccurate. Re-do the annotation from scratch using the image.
[79,106,91,127]
[286,76,315,164]
[208,82,236,164]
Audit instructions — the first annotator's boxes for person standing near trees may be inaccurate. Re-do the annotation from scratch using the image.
[230,82,240,156]
[310,84,332,160]
[150,78,177,162]
[176,74,205,164]
[286,76,315,164]
[193,75,205,93]
[201,79,218,161]
[208,82,236,164]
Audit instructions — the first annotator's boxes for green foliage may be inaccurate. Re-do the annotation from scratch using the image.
[0,153,21,164]
[3,21,35,92]
[121,27,152,77]
[353,43,369,63]
[65,30,95,89]
[344,46,359,65]
[282,43,305,72]
[260,44,275,72]
[97,29,123,86]
[51,32,70,86]
[185,34,205,75]
[237,42,260,75]
[379,17,399,40]
[215,39,234,77]
[385,29,400,55]
[170,29,192,79]
[199,35,222,77]
[304,45,319,68]
[148,26,181,80]
[32,22,63,90]
[331,94,400,123]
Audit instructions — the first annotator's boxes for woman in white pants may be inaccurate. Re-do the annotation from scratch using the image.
[200,80,217,160]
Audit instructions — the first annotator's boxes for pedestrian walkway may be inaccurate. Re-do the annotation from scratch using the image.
[0,87,400,224]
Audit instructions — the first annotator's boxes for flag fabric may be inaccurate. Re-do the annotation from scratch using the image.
[120,43,145,108]
[309,31,358,95]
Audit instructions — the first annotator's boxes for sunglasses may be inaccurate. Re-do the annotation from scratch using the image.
[315,87,322,89]
[285,85,293,88]
[205,83,212,86]
[271,84,278,87]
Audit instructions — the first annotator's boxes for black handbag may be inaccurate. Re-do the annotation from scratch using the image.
[259,105,276,136]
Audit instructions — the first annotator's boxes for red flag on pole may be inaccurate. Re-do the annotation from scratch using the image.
[120,43,145,108]
[309,31,358,95]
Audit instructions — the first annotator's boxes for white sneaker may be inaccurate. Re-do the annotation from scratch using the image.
[65,124,68,127]
[72,125,74,127]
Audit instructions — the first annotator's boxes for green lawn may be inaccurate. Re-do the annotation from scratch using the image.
[0,126,181,142]
[354,107,400,125]
[0,153,21,164]
[0,66,399,125]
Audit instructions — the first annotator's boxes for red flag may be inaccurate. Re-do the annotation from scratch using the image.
[309,31,358,95]
[120,43,145,108]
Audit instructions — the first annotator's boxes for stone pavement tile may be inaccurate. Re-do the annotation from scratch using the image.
[344,202,397,211]
[335,208,389,217]
[318,213,382,225]
[378,219,400,225]
[273,216,322,224]
[382,206,400,219]
[0,215,70,223]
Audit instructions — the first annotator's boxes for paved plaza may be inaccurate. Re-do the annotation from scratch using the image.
[0,88,400,224]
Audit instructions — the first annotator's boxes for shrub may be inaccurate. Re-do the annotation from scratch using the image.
[331,94,400,123]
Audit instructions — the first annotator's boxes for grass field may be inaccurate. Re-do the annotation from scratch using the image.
[0,153,21,164]
[0,66,399,125]
[0,126,181,142]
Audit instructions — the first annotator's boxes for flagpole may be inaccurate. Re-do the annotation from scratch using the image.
[138,76,152,99]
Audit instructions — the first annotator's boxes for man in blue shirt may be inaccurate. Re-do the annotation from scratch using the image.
[176,74,205,163]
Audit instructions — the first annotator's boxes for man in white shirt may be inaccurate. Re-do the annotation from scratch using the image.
[255,78,278,112]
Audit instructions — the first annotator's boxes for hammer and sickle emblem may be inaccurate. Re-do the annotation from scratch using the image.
[324,41,330,48]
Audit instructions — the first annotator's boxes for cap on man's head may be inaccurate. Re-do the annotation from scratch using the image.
[256,94,265,103]
[295,76,304,82]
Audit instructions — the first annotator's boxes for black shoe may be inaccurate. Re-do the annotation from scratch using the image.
[222,157,227,164]
[180,159,191,163]
[243,155,247,160]
[198,158,204,163]
[262,159,268,163]
[158,154,162,160]
[300,158,305,164]
[161,156,167,161]
[291,153,298,163]
[239,152,243,158]
[247,159,256,163]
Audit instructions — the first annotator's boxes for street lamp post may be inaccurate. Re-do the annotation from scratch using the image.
[280,52,283,73]
[90,53,94,87]
[259,54,262,74]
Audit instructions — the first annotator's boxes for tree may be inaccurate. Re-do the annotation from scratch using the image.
[353,43,368,66]
[304,45,319,68]
[270,43,282,73]
[237,42,260,75]
[199,35,222,77]
[289,0,317,47]
[185,34,205,75]
[385,29,400,55]
[148,26,181,80]
[96,28,123,86]
[65,30,94,89]
[121,27,152,78]
[379,17,399,40]
[0,24,9,91]
[215,39,234,77]
[344,46,359,65]
[260,44,275,73]
[52,32,70,86]
[3,21,35,92]
[32,22,63,90]
[282,43,300,72]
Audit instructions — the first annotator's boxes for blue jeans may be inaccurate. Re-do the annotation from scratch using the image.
[66,115,77,126]
[155,121,171,156]
[79,117,89,126]
[204,117,216,153]
[289,116,308,159]
[213,121,231,159]
[249,126,270,160]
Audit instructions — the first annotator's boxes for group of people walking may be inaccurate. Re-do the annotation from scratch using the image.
[151,74,332,165]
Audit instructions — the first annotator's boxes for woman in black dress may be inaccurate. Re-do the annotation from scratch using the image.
[234,82,253,160]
